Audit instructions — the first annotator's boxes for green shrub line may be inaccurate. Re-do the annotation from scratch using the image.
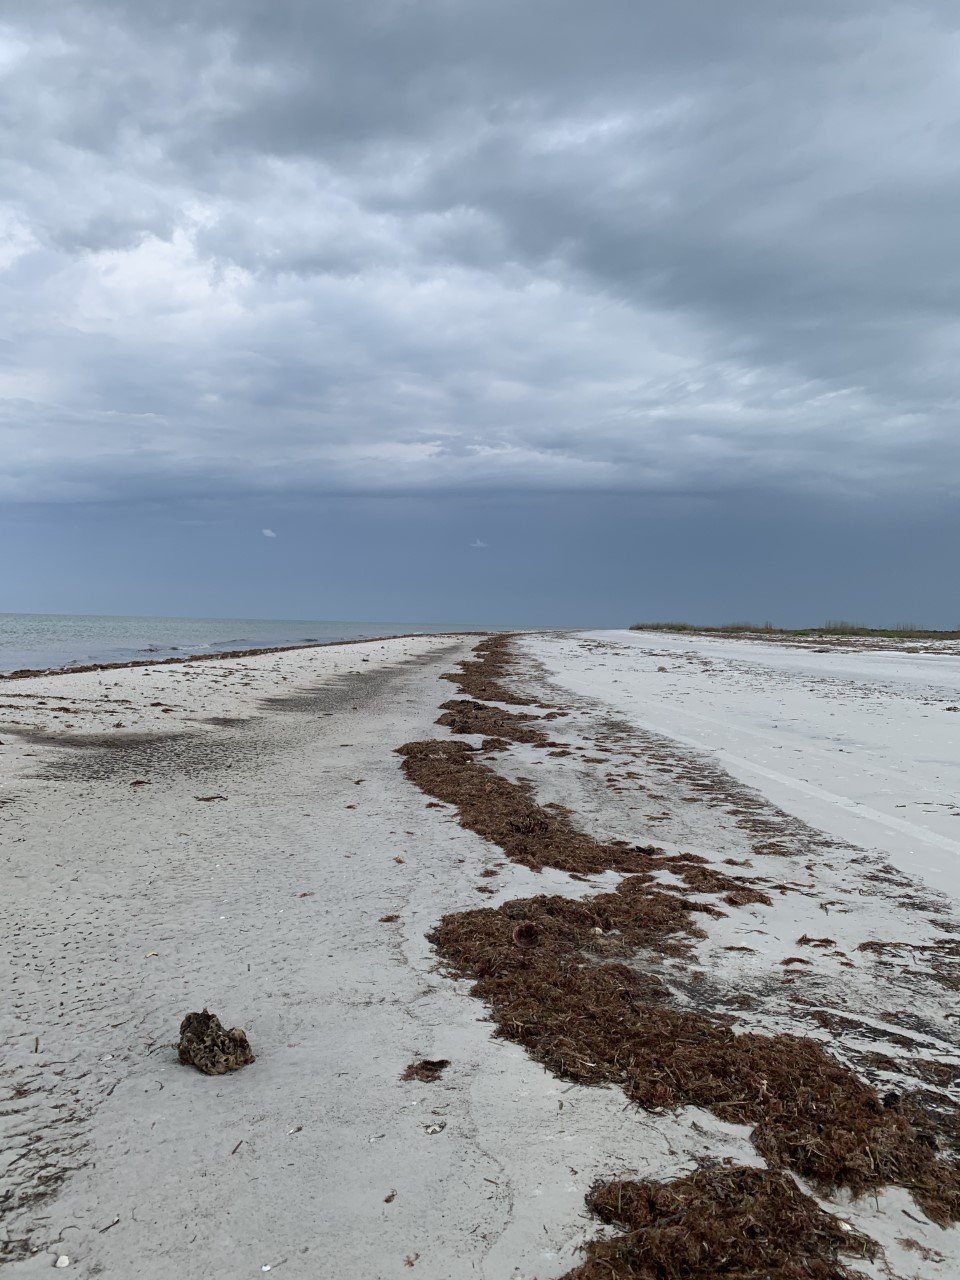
[629,621,960,640]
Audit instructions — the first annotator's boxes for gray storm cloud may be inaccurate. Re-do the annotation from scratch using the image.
[1,1,958,503]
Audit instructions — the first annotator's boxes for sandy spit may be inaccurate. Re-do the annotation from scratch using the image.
[4,629,960,1279]
[1,634,755,1279]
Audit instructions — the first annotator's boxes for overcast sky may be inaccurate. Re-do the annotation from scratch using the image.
[2,2,958,625]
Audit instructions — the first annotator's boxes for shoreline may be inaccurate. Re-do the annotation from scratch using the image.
[0,629,492,681]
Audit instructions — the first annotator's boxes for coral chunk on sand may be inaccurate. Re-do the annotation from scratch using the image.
[177,1009,255,1075]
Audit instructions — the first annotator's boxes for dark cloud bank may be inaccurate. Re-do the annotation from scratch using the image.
[2,3,958,622]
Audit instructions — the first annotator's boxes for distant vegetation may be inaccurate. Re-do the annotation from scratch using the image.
[630,621,960,640]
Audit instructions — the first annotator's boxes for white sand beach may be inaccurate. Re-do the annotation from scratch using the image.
[3,631,960,1278]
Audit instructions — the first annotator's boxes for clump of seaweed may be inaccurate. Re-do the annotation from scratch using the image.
[399,737,770,897]
[430,894,960,1220]
[401,1058,451,1083]
[563,1166,877,1280]
[398,738,656,875]
[441,634,540,705]
[437,698,551,746]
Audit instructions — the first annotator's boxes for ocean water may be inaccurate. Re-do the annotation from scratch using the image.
[0,612,457,675]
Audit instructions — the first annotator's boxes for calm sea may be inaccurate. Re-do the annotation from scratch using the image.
[0,612,460,675]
